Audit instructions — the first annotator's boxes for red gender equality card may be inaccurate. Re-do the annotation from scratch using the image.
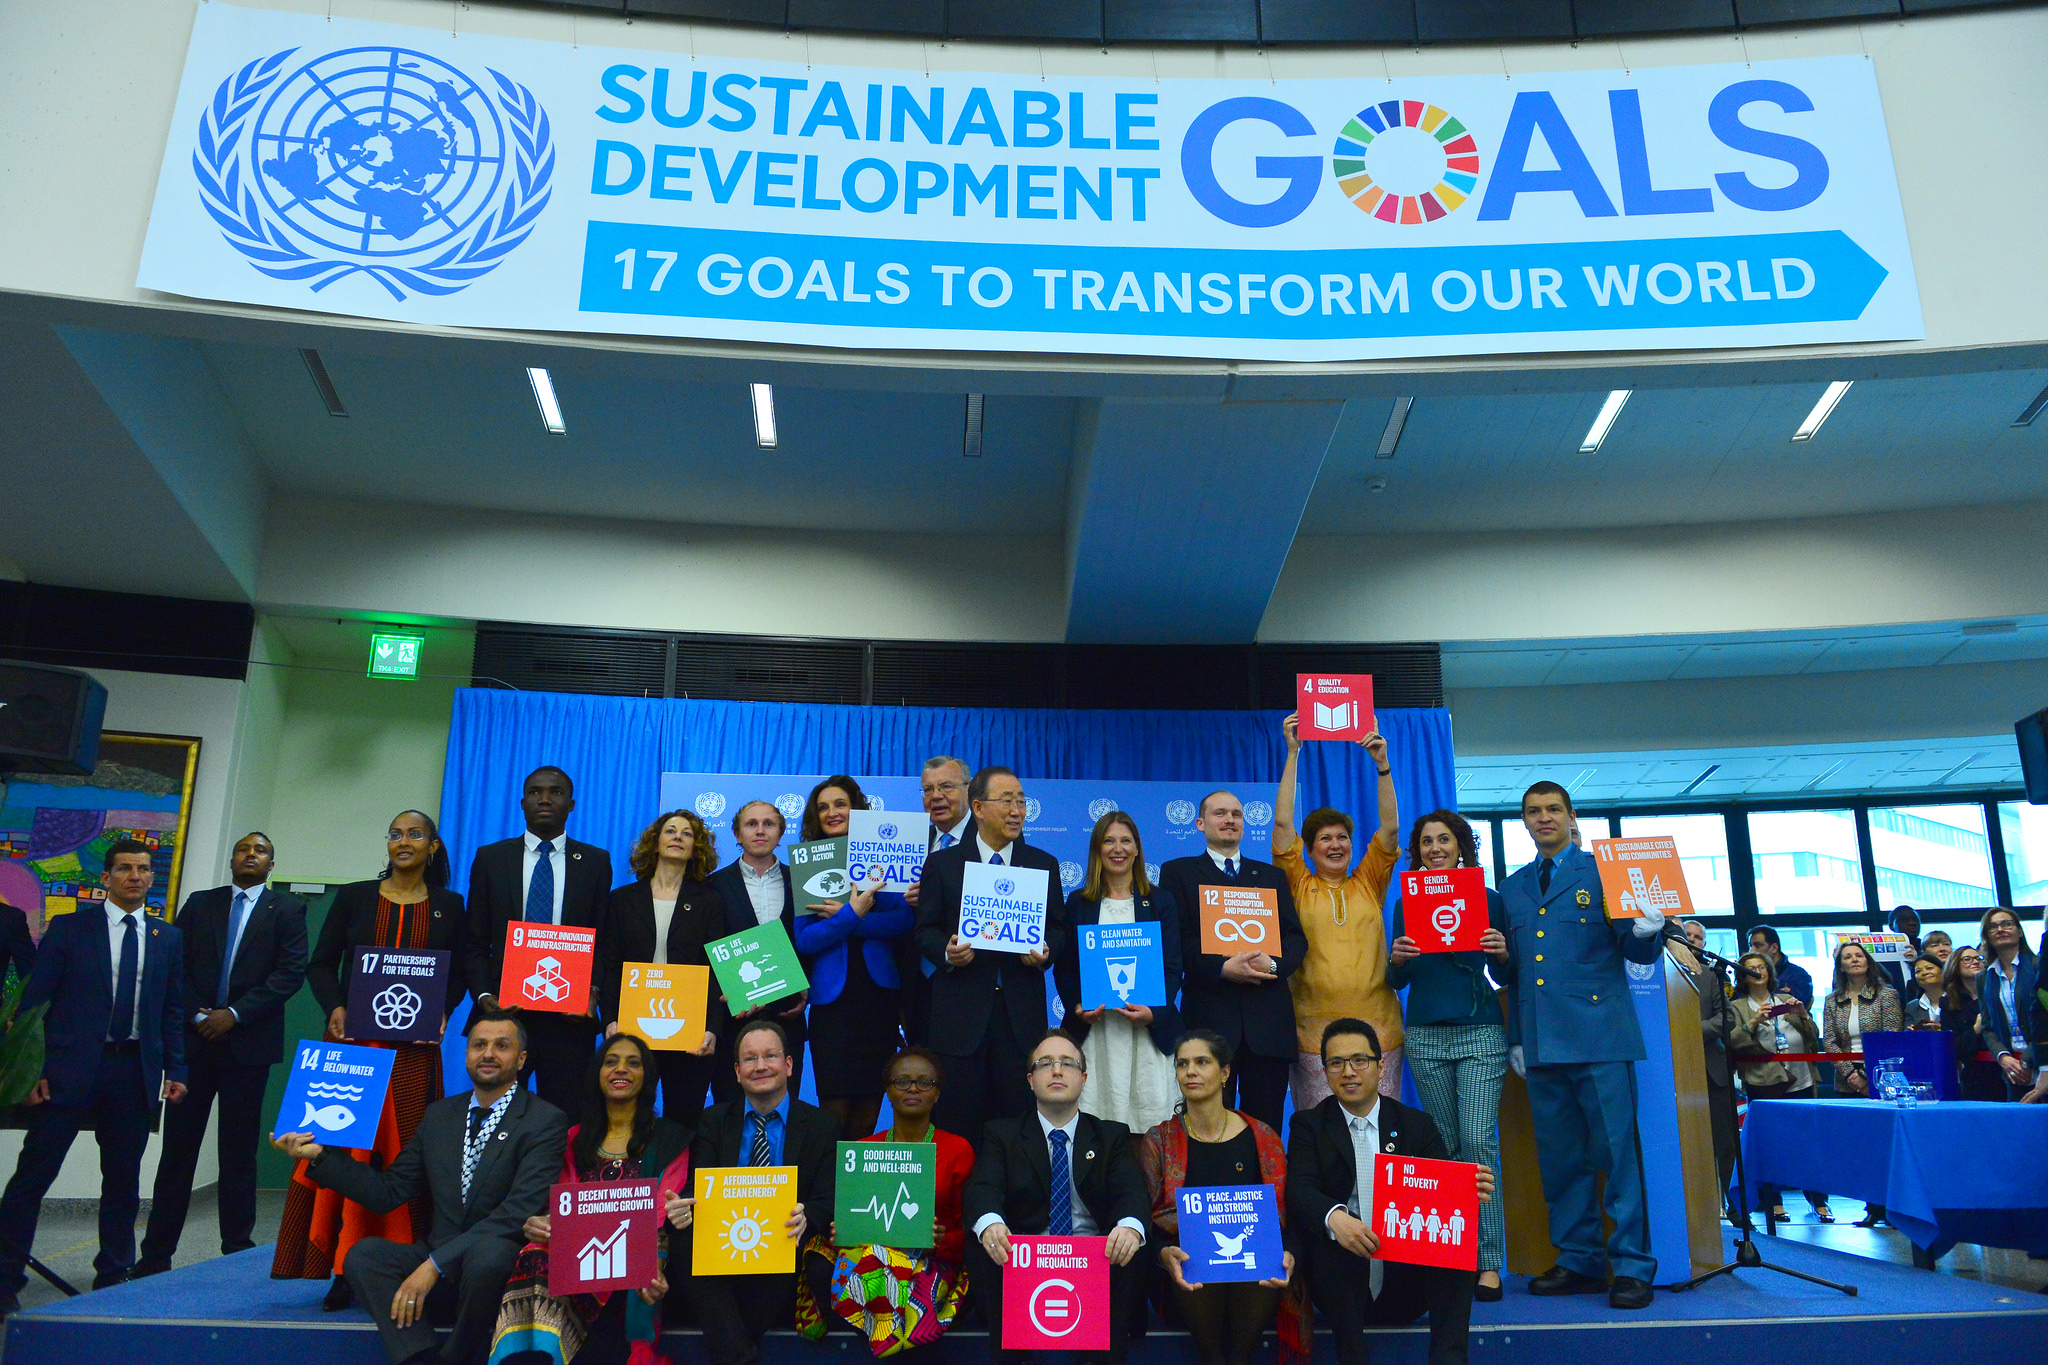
[1399,867,1488,953]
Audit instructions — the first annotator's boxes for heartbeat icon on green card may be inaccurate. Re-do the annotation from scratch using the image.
[836,1142,937,1249]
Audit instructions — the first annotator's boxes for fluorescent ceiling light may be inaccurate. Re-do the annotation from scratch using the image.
[1376,396,1414,457]
[963,393,985,458]
[1791,380,1852,441]
[750,382,777,448]
[1578,390,1630,453]
[2014,381,2048,427]
[526,367,565,434]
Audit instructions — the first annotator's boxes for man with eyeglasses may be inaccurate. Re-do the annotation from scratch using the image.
[1159,790,1307,1134]
[1496,781,1666,1310]
[677,1019,838,1365]
[902,757,974,1045]
[915,766,1066,1144]
[963,1029,1149,1363]
[1287,1018,1491,1365]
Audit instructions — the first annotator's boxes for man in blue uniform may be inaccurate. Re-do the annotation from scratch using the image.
[1488,782,1665,1310]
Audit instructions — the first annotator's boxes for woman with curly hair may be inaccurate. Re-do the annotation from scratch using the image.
[597,809,731,1126]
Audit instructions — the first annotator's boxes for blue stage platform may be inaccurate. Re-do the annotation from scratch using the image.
[9,1232,2044,1364]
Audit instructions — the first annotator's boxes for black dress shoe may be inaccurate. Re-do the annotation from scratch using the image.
[221,1241,257,1256]
[0,1293,21,1319]
[130,1258,173,1279]
[1528,1265,1607,1296]
[321,1275,355,1312]
[91,1269,133,1290]
[1608,1277,1654,1310]
[1474,1279,1504,1302]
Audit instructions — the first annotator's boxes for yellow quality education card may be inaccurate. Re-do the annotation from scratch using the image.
[615,963,710,1052]
[694,1166,798,1275]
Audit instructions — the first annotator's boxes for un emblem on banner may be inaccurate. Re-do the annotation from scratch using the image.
[1088,799,1119,821]
[1627,959,1658,982]
[1059,861,1084,891]
[775,794,805,819]
[1166,800,1197,826]
[192,46,553,300]
[1243,801,1274,827]
[694,792,728,819]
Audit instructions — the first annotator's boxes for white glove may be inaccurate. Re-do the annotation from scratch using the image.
[1631,908,1667,938]
[1508,1045,1526,1078]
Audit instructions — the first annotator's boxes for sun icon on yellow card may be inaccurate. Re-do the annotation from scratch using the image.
[721,1207,767,1259]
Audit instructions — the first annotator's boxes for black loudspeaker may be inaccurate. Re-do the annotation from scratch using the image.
[2018,707,2048,805]
[0,661,109,776]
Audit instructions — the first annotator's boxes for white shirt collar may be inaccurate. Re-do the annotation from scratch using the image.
[740,859,783,882]
[1037,1108,1080,1142]
[523,830,563,854]
[1340,1097,1381,1135]
[941,814,972,841]
[978,833,1014,863]
[104,900,145,926]
[1206,847,1242,872]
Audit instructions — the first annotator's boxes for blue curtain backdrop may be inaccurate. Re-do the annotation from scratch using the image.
[430,688,1457,1093]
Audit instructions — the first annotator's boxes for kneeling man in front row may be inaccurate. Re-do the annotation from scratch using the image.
[1289,1018,1492,1365]
[274,1010,567,1365]
[964,1027,1150,1364]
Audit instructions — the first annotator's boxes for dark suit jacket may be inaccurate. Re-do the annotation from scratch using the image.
[914,836,1065,1053]
[1158,854,1307,1060]
[464,836,613,1011]
[690,1094,838,1224]
[309,1086,568,1274]
[962,1109,1149,1237]
[23,905,185,1106]
[0,903,35,984]
[1054,887,1183,1054]
[306,881,468,1018]
[597,877,733,1034]
[1284,1093,1448,1247]
[174,883,309,1065]
[709,858,794,941]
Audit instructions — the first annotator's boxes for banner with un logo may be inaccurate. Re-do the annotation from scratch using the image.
[140,4,1919,360]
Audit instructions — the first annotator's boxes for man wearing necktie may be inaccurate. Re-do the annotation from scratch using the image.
[964,1028,1149,1363]
[676,1020,838,1365]
[136,833,308,1275]
[0,841,187,1315]
[900,756,973,1046]
[1494,782,1667,1311]
[462,767,614,1112]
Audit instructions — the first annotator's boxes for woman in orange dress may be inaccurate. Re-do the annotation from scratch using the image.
[271,809,468,1309]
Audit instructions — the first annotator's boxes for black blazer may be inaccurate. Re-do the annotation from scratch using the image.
[463,835,613,1010]
[914,836,1066,1053]
[309,1086,568,1274]
[22,905,184,1106]
[597,877,733,1034]
[690,1094,838,1221]
[706,858,810,1023]
[0,902,35,984]
[1284,1093,1448,1245]
[1054,887,1184,1054]
[1158,854,1307,1061]
[962,1109,1149,1237]
[174,883,309,1066]
[307,881,469,1018]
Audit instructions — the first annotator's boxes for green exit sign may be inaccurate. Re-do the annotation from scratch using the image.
[368,634,424,679]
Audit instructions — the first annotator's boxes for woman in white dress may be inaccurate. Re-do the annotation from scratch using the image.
[1053,811,1185,1135]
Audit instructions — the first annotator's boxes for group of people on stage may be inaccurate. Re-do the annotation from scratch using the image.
[13,717,1975,1361]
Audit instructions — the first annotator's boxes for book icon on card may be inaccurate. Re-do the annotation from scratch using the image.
[1309,700,1358,732]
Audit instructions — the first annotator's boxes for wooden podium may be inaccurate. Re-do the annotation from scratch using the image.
[1496,942,1724,1281]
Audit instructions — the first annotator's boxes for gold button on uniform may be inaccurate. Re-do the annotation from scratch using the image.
[1535,954,1544,962]
[1536,978,1545,986]
[1539,908,1546,915]
[1591,995,1599,1002]
[1537,930,1545,938]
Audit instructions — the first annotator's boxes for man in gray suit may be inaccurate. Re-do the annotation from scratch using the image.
[274,1010,568,1365]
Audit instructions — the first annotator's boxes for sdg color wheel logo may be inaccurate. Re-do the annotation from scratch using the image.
[1331,99,1480,224]
[193,45,553,300]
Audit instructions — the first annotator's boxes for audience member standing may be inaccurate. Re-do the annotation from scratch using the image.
[0,841,186,1314]
[708,800,809,1102]
[1159,791,1306,1135]
[1497,781,1665,1310]
[1056,811,1183,1136]
[275,810,468,1308]
[1904,954,1949,1029]
[1746,926,1813,1006]
[1386,810,1509,1299]
[915,766,1064,1143]
[139,831,308,1274]
[1727,952,1829,1226]
[1272,716,1404,1107]
[1976,908,2043,1101]
[1940,946,2000,1100]
[597,810,729,1126]
[903,756,974,1046]
[796,776,914,1140]
[465,766,614,1114]
[1824,941,1904,1099]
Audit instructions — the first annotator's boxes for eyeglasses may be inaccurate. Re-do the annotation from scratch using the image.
[738,1052,786,1067]
[1325,1053,1382,1074]
[979,793,1029,808]
[921,782,964,797]
[888,1076,938,1092]
[1028,1057,1084,1075]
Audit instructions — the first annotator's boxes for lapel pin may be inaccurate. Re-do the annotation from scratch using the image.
[572,852,583,861]
[1576,889,1591,907]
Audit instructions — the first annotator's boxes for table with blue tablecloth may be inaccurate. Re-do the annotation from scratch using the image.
[1742,1098,2048,1259]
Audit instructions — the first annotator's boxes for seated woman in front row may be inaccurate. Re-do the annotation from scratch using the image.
[490,1033,690,1365]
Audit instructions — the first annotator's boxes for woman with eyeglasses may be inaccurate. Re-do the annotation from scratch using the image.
[823,1047,974,1356]
[1976,908,2046,1102]
[1726,951,1830,1226]
[798,775,915,1140]
[276,810,469,1307]
[1055,811,1184,1137]
[1942,946,2003,1101]
[1140,1031,1303,1365]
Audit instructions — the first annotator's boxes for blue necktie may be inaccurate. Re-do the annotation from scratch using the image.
[525,840,556,922]
[989,851,1003,866]
[938,831,955,849]
[1224,858,1238,880]
[1048,1129,1073,1235]
[218,889,250,1007]
[110,913,139,1041]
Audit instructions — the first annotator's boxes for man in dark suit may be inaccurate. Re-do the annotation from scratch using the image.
[902,756,973,1045]
[674,1018,837,1365]
[0,840,186,1314]
[464,765,613,1112]
[1158,790,1307,1133]
[707,800,807,1104]
[914,765,1065,1143]
[137,831,309,1274]
[274,1010,568,1365]
[1288,1018,1492,1365]
[964,1027,1149,1363]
